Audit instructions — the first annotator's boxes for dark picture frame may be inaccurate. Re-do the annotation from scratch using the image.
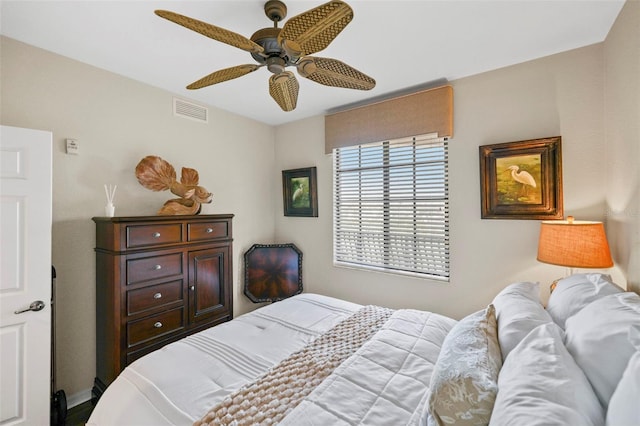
[282,167,318,217]
[479,136,563,220]
[243,243,303,303]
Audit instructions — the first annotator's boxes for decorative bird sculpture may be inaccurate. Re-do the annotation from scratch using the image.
[135,155,212,215]
[506,165,536,196]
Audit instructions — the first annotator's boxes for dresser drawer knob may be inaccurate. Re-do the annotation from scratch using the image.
[190,285,195,291]
[153,264,162,270]
[154,322,163,328]
[152,232,161,238]
[206,228,213,233]
[153,292,162,299]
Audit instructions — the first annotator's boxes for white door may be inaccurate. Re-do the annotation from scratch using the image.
[0,125,52,425]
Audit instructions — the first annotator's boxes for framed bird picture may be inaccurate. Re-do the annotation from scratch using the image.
[282,167,318,217]
[479,137,563,219]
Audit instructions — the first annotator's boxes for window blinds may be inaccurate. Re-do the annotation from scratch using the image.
[333,134,449,279]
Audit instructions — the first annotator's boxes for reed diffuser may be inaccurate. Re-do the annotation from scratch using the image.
[104,184,117,217]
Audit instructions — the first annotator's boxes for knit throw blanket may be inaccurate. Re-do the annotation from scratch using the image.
[194,305,394,426]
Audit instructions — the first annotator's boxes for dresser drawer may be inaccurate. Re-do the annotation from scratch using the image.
[188,221,229,242]
[126,224,182,249]
[127,253,183,285]
[127,308,184,348]
[127,280,183,316]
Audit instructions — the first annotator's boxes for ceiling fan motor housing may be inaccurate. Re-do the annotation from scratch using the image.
[251,27,297,74]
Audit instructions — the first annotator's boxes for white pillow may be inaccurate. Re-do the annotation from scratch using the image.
[546,273,622,329]
[606,325,640,426]
[564,292,640,408]
[492,281,553,360]
[428,305,502,426]
[489,322,604,426]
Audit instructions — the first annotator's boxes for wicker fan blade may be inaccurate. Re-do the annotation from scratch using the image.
[297,57,375,90]
[155,10,264,54]
[269,72,299,112]
[187,64,261,90]
[278,1,353,56]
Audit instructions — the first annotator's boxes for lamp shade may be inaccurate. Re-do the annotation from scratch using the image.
[537,216,613,268]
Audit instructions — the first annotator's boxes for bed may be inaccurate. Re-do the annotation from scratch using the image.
[88,274,640,426]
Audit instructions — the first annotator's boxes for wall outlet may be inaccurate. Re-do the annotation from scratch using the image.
[66,139,79,155]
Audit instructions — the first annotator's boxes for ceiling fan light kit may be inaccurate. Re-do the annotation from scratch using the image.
[155,0,375,112]
[270,71,300,111]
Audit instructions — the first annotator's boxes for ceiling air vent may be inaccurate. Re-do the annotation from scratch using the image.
[173,98,208,123]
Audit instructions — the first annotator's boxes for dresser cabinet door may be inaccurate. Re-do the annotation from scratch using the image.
[188,246,230,324]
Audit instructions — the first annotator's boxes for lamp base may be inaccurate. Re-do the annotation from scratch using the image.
[549,267,577,293]
[549,278,563,293]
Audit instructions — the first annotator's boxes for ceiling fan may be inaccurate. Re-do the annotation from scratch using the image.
[155,0,376,112]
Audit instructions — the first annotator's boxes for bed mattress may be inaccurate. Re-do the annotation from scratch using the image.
[87,293,456,425]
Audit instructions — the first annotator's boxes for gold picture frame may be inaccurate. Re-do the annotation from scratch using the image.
[282,167,318,217]
[480,136,563,220]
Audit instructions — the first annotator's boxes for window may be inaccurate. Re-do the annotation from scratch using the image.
[333,134,449,280]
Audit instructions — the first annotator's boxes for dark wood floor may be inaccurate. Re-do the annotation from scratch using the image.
[64,401,94,426]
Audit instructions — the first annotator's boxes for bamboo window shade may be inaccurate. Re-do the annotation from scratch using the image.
[324,85,453,154]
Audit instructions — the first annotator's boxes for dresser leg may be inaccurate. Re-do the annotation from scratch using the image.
[91,377,107,405]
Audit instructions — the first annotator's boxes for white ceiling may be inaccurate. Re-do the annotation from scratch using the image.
[0,1,625,126]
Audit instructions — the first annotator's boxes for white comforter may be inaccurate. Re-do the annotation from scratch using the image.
[88,294,455,426]
[280,309,456,426]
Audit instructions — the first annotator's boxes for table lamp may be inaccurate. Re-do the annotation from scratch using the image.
[537,216,613,290]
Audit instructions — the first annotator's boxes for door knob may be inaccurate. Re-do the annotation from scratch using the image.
[14,300,46,314]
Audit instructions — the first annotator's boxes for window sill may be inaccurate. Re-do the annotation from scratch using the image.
[332,261,450,283]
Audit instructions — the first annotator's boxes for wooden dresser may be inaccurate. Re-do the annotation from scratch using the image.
[91,214,233,401]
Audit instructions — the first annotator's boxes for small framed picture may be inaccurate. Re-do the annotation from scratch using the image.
[282,167,318,217]
[479,136,563,220]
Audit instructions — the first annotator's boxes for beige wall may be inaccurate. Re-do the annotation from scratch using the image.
[604,0,640,293]
[274,43,628,320]
[1,37,277,400]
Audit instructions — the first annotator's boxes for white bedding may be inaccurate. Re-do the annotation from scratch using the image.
[88,293,456,425]
[280,309,456,426]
